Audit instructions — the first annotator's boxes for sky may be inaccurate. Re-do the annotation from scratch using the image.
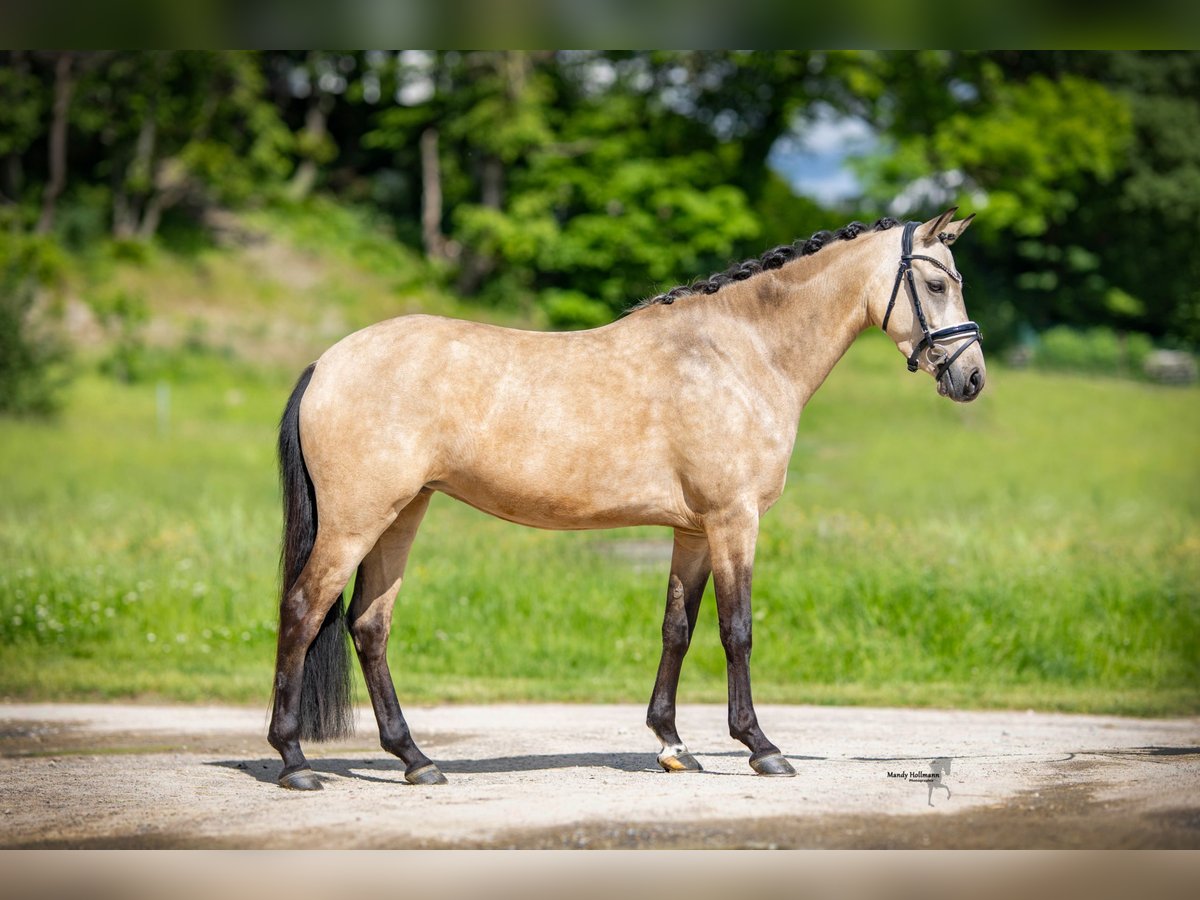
[768,106,876,206]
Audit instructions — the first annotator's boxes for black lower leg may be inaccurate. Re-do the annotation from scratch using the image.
[268,655,311,775]
[648,581,704,726]
[357,649,445,784]
[715,556,795,777]
[269,618,326,790]
[647,533,709,771]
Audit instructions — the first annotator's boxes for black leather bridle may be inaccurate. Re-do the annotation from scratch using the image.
[882,220,982,379]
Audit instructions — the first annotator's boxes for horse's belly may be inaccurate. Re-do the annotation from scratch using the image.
[428,469,687,532]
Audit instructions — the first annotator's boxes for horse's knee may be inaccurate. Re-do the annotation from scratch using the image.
[719,622,751,658]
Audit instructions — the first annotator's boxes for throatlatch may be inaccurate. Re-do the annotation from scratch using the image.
[882,220,982,379]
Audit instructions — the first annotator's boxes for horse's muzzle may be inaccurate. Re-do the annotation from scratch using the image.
[954,367,985,402]
[939,365,985,402]
[965,368,984,399]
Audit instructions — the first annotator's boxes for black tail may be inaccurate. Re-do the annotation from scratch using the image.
[276,362,354,741]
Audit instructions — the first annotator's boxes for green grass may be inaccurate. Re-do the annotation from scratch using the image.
[1,332,1198,715]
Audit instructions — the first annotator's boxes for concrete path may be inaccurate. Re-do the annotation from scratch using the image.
[1,703,1197,848]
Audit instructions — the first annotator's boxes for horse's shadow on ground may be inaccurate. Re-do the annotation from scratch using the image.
[210,745,1199,796]
[209,750,828,786]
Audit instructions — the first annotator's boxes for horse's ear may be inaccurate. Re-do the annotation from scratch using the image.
[916,207,958,247]
[940,213,975,246]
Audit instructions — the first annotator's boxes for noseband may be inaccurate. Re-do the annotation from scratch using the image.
[881,220,981,378]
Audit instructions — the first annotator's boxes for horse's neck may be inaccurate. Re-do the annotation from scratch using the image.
[723,241,888,410]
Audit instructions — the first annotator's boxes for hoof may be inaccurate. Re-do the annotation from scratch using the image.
[405,763,448,785]
[658,751,703,773]
[278,767,323,791]
[750,752,796,777]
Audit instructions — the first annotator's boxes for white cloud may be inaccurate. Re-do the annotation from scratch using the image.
[768,104,878,206]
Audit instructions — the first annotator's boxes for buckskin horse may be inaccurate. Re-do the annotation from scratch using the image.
[268,208,984,790]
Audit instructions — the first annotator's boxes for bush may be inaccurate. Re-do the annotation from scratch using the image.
[541,289,613,330]
[0,235,70,415]
[1031,326,1154,377]
[89,289,150,383]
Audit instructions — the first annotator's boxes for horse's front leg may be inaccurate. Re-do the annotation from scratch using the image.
[708,509,796,777]
[646,529,711,772]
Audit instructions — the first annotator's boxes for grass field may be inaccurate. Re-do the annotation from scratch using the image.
[1,331,1198,715]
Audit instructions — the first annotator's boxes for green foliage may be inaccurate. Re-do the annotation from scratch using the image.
[958,75,1128,231]
[0,234,70,415]
[1031,326,1154,377]
[463,154,760,312]
[88,288,150,383]
[853,51,1199,350]
[3,51,1197,349]
[249,196,445,295]
[367,52,764,316]
[540,289,612,330]
[44,52,296,243]
[0,52,43,162]
[1091,53,1200,345]
[753,173,831,250]
[858,71,1131,236]
[171,53,295,204]
[2,50,1199,716]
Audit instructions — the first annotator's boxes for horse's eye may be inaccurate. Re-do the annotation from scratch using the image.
[928,280,945,293]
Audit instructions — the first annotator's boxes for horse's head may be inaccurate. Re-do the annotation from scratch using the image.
[878,208,986,403]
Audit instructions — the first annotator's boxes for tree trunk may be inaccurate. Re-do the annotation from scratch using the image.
[35,53,75,235]
[2,155,21,204]
[288,164,319,205]
[114,113,157,239]
[137,191,168,240]
[420,126,448,260]
[287,95,332,202]
[132,65,215,242]
[480,155,504,210]
[112,189,134,239]
[138,159,188,241]
[1,52,29,203]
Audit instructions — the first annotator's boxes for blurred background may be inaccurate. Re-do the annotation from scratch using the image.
[0,51,1196,715]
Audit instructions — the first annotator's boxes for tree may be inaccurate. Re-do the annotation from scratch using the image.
[34,52,77,235]
[851,51,1199,347]
[70,51,294,240]
[0,51,45,212]
[0,234,68,414]
[367,52,784,321]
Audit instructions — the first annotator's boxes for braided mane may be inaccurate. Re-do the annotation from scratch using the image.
[628,217,902,312]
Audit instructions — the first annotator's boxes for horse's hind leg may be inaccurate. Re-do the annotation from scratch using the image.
[646,530,711,772]
[346,489,446,785]
[268,529,378,789]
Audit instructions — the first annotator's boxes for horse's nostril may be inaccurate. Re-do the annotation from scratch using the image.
[967,369,982,395]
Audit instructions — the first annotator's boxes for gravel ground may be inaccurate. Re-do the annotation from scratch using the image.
[1,702,1198,849]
